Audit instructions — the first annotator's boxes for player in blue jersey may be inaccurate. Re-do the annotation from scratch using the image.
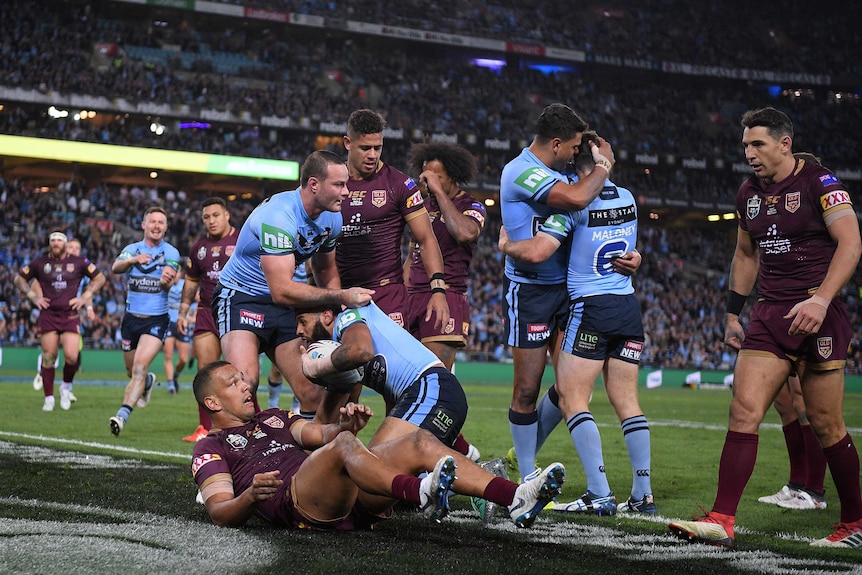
[296,300,470,450]
[499,132,650,515]
[213,150,375,417]
[499,103,619,481]
[163,265,191,395]
[109,206,181,436]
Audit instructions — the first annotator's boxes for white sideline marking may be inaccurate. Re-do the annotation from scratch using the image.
[0,431,190,461]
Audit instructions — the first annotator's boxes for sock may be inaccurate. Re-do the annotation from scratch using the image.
[509,408,539,481]
[452,433,470,456]
[567,411,611,496]
[299,410,316,421]
[42,367,56,397]
[621,414,652,498]
[267,380,282,409]
[391,475,422,504]
[197,404,212,431]
[801,424,828,494]
[291,395,301,413]
[782,419,807,488]
[483,476,519,506]
[61,381,72,392]
[63,360,79,383]
[116,404,133,423]
[712,431,758,517]
[536,385,563,453]
[823,433,862,523]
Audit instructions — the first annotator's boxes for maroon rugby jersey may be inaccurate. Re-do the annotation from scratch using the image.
[337,162,427,288]
[187,228,238,308]
[736,158,854,302]
[407,190,486,294]
[19,255,100,312]
[191,409,308,526]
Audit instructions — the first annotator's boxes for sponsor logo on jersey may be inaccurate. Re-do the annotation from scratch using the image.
[261,223,293,252]
[406,190,424,209]
[541,214,567,233]
[430,408,455,436]
[817,336,833,359]
[464,209,485,226]
[212,246,221,258]
[263,415,284,429]
[819,173,840,186]
[589,204,637,227]
[240,309,264,328]
[191,453,222,476]
[746,195,761,219]
[87,262,97,273]
[22,265,30,275]
[820,190,851,211]
[766,195,779,216]
[44,263,53,274]
[226,433,248,449]
[785,191,800,213]
[128,275,162,294]
[598,185,620,200]
[371,189,387,208]
[515,167,553,192]
[619,340,643,361]
[198,246,207,260]
[462,321,470,336]
[335,308,364,333]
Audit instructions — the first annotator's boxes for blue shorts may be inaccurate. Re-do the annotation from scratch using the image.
[165,320,192,343]
[562,293,644,363]
[388,367,468,447]
[121,313,169,352]
[503,278,568,349]
[213,285,298,350]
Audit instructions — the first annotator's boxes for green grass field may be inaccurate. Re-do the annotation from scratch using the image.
[1,366,861,574]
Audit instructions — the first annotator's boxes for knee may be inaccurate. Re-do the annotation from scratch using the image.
[42,352,58,366]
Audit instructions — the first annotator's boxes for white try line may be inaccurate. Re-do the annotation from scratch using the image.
[0,430,190,461]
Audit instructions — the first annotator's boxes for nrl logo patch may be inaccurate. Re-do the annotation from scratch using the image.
[785,191,800,213]
[817,336,833,359]
[746,195,761,219]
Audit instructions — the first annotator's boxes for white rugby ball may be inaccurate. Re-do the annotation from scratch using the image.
[306,339,364,392]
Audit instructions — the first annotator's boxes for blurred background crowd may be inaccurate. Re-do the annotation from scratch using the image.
[1,0,861,373]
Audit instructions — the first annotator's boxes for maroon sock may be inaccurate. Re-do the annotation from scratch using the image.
[452,433,470,456]
[391,475,422,504]
[483,476,519,506]
[713,431,758,517]
[823,433,862,523]
[42,367,56,397]
[198,404,212,431]
[782,420,807,487]
[801,424,827,494]
[63,360,80,384]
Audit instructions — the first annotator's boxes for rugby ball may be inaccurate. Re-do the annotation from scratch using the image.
[306,339,364,392]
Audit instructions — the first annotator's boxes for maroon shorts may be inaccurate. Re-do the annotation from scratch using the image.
[193,306,218,338]
[741,299,850,371]
[369,283,409,329]
[37,309,80,336]
[407,290,470,347]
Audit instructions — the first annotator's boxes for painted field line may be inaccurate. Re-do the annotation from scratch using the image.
[0,430,190,461]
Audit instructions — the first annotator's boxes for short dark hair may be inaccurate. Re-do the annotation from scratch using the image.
[535,103,589,143]
[144,206,167,219]
[347,109,386,138]
[293,302,341,318]
[407,142,478,187]
[201,197,228,210]
[193,359,231,408]
[300,150,346,187]
[741,107,793,140]
[574,130,600,173]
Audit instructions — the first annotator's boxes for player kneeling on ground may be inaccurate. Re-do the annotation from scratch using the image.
[191,361,565,530]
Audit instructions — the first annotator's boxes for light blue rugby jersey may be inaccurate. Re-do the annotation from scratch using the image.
[116,240,181,315]
[218,189,341,297]
[332,301,441,402]
[539,181,637,299]
[167,278,184,322]
[500,147,570,284]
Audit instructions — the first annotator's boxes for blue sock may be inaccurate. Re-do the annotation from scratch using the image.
[509,408,539,481]
[567,411,611,496]
[290,395,300,413]
[116,404,133,423]
[621,415,652,498]
[267,380,282,409]
[299,410,315,421]
[536,385,562,453]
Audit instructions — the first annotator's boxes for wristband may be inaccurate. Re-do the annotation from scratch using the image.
[726,290,748,316]
[594,159,612,174]
[430,272,445,281]
[431,287,446,295]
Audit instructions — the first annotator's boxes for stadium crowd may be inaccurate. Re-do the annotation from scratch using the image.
[2,0,862,374]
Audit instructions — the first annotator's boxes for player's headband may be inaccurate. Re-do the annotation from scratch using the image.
[49,232,68,242]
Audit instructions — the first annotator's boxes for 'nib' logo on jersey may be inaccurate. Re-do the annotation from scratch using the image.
[261,223,293,252]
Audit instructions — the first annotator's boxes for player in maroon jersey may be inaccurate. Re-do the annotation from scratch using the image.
[177,197,238,442]
[669,107,862,548]
[339,109,449,330]
[404,141,486,371]
[15,231,105,411]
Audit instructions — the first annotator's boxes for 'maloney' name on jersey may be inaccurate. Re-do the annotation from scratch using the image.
[588,205,636,227]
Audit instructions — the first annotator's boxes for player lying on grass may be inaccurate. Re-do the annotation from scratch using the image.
[191,361,565,530]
